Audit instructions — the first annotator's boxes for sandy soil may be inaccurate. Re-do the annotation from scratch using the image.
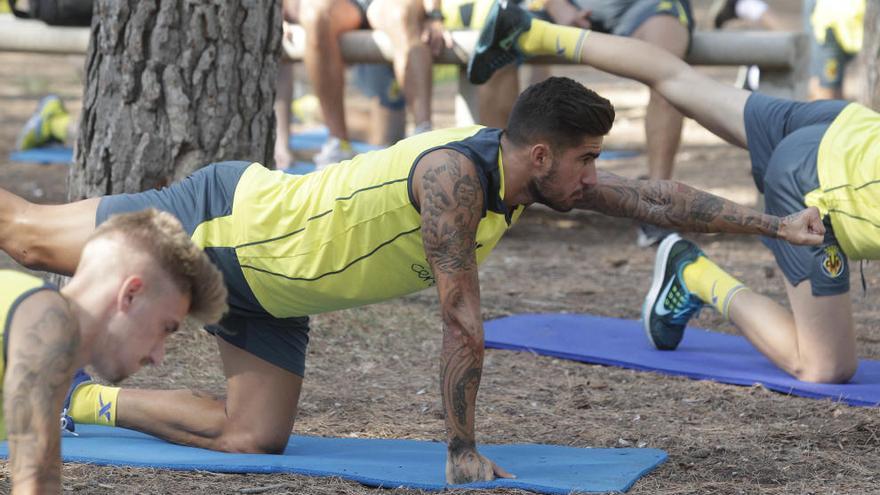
[0,1,878,493]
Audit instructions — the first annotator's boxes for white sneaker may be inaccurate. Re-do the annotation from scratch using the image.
[314,137,355,170]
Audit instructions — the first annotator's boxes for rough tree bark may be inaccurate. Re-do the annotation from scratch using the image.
[69,0,281,199]
[864,0,880,109]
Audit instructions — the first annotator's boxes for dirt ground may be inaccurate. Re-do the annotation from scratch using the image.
[1,1,879,493]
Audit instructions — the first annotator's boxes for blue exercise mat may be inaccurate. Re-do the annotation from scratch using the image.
[485,314,880,407]
[289,128,382,154]
[284,161,316,175]
[9,147,73,164]
[599,149,640,160]
[0,425,666,494]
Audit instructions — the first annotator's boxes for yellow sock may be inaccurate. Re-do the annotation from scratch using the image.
[516,18,590,62]
[49,113,70,143]
[69,383,120,426]
[682,256,748,320]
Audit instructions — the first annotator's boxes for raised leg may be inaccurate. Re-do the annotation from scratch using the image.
[0,189,98,274]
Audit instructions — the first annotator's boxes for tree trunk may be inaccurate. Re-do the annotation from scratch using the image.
[69,0,281,199]
[864,0,880,110]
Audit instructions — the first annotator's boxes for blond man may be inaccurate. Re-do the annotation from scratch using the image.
[0,208,226,494]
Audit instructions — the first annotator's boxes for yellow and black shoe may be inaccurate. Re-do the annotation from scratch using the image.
[15,95,68,151]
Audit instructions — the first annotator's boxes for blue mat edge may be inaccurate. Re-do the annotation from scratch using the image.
[485,314,878,408]
[0,442,668,494]
[26,452,668,493]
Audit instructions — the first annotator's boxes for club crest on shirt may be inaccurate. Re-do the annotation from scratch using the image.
[821,245,845,279]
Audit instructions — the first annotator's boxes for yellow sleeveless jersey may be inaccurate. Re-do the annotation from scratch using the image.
[805,103,880,260]
[192,126,523,318]
[0,270,57,440]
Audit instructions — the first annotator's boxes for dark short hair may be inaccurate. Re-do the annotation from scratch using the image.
[505,76,615,150]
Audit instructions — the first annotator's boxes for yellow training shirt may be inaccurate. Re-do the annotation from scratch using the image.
[806,103,880,260]
[192,126,522,318]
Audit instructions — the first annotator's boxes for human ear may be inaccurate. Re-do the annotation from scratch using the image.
[529,143,551,170]
[118,276,144,312]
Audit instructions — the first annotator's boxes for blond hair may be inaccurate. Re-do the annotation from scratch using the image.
[90,209,228,324]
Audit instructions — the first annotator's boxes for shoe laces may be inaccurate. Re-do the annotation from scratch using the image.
[664,282,703,326]
[60,409,78,435]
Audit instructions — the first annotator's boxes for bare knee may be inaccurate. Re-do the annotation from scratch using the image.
[215,426,290,454]
[372,1,422,43]
[794,361,857,384]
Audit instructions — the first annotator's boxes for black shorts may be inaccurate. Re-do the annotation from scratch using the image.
[95,161,311,376]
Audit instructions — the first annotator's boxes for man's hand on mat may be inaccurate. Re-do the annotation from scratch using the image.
[446,447,515,484]
[778,207,826,246]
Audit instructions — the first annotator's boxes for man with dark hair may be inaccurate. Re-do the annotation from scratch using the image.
[469,0,880,386]
[448,0,694,247]
[0,76,823,483]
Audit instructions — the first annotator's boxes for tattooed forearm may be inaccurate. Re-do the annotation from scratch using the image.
[4,297,79,492]
[438,282,484,450]
[577,172,782,237]
[440,321,483,455]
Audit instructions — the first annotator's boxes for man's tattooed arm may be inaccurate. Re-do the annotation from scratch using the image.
[577,171,784,236]
[413,149,496,483]
[4,291,80,494]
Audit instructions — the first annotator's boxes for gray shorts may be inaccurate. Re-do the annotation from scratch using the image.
[573,0,694,39]
[744,93,850,296]
[95,161,311,376]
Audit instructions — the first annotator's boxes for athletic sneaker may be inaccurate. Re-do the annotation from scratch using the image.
[15,95,67,151]
[314,137,356,170]
[642,234,705,350]
[636,222,674,248]
[60,368,93,434]
[466,0,533,85]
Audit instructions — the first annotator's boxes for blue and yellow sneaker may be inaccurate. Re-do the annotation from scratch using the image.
[467,0,533,85]
[60,368,92,434]
[642,234,704,350]
[15,95,67,151]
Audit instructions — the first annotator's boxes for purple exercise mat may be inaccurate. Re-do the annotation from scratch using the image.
[484,314,880,407]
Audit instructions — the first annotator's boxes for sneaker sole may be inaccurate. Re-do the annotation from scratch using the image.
[641,233,682,348]
[467,3,502,84]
